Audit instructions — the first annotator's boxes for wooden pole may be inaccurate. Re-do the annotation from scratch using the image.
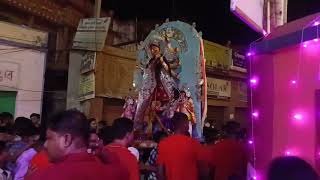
[94,0,102,18]
[87,0,103,122]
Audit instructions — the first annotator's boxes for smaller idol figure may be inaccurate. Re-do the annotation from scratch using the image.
[176,90,196,124]
[121,96,137,120]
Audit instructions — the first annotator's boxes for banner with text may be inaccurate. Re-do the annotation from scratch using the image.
[207,77,231,99]
[80,51,96,74]
[231,51,247,72]
[0,62,19,89]
[79,72,95,101]
[203,40,232,70]
[73,17,111,51]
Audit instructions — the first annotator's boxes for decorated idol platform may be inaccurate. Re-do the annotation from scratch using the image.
[122,20,207,139]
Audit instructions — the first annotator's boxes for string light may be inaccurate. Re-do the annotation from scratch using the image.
[250,78,257,83]
[250,78,258,86]
[293,113,303,121]
[248,15,320,179]
[285,151,292,156]
[252,111,259,118]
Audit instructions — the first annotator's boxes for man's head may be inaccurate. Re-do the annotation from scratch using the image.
[172,112,189,135]
[1,112,13,125]
[88,118,97,131]
[99,126,113,145]
[30,113,40,126]
[45,110,90,163]
[112,118,134,147]
[268,156,318,180]
[13,117,37,144]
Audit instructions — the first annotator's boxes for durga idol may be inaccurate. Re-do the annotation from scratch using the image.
[134,40,180,133]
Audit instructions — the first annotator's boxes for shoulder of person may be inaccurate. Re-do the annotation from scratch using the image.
[25,165,55,180]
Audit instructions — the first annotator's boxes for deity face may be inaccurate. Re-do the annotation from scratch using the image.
[150,45,161,57]
[127,98,134,105]
[180,92,186,98]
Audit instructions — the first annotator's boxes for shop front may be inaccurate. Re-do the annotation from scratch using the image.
[0,21,47,118]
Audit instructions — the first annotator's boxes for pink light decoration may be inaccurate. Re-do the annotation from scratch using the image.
[314,21,320,26]
[250,78,257,85]
[248,140,254,145]
[314,38,319,42]
[252,112,259,118]
[293,113,303,121]
[303,44,308,48]
[247,52,253,57]
[263,30,268,36]
[285,151,292,156]
[253,176,257,180]
[291,80,297,84]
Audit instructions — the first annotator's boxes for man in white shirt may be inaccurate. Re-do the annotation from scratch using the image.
[13,148,36,180]
[8,117,38,180]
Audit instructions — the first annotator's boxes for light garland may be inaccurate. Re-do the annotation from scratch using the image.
[246,16,320,179]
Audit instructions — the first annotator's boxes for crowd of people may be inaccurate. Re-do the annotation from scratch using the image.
[0,110,318,180]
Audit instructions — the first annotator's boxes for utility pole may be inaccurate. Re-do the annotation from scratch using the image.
[94,0,102,18]
[268,0,288,32]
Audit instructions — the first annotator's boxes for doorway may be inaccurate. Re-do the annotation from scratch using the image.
[0,91,16,115]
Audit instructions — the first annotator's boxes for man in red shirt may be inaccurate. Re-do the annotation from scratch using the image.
[26,110,119,180]
[205,122,248,180]
[157,112,208,180]
[104,118,140,180]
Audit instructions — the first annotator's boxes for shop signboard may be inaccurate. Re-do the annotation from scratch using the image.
[79,72,95,101]
[231,51,247,72]
[80,51,96,74]
[73,17,111,51]
[207,77,231,99]
[203,40,232,70]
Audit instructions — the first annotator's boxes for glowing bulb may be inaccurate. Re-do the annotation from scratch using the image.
[285,151,291,156]
[314,21,320,26]
[247,52,252,56]
[250,78,257,85]
[253,176,257,180]
[303,43,308,48]
[248,140,253,145]
[252,112,259,118]
[314,38,319,42]
[294,114,303,121]
[291,80,297,84]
